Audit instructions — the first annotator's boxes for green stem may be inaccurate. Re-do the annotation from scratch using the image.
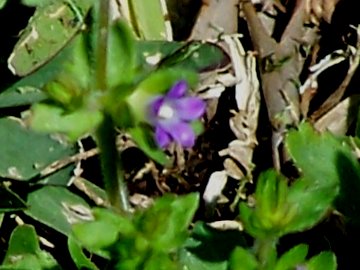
[254,237,277,270]
[94,0,130,212]
[95,0,110,91]
[96,115,131,213]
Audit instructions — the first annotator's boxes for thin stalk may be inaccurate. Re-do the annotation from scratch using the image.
[94,0,130,213]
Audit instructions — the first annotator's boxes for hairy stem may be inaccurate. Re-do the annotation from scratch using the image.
[94,0,130,213]
[96,115,131,213]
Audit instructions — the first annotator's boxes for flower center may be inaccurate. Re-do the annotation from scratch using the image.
[158,103,175,119]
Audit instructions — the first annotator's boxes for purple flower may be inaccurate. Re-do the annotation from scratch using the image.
[148,80,206,148]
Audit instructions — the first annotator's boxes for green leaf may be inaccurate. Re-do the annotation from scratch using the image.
[2,225,60,269]
[286,123,344,191]
[136,193,199,252]
[275,244,308,270]
[0,39,74,109]
[0,0,7,9]
[333,150,360,224]
[107,20,136,87]
[127,0,171,40]
[30,103,103,141]
[21,0,52,6]
[285,123,354,231]
[306,251,337,270]
[8,0,94,76]
[229,247,258,270]
[0,254,42,270]
[240,170,297,238]
[25,186,91,236]
[4,225,40,256]
[0,117,76,181]
[68,236,99,270]
[179,222,248,270]
[0,186,27,213]
[72,208,135,253]
[136,41,229,72]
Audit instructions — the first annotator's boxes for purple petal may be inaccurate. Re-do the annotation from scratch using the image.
[155,126,171,148]
[165,122,195,148]
[148,96,164,120]
[174,97,206,121]
[167,80,188,98]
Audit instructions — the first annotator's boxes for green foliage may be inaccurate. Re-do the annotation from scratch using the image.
[31,103,103,141]
[25,186,92,236]
[240,123,349,239]
[274,244,308,270]
[107,21,136,87]
[286,123,360,228]
[305,251,337,270]
[1,1,349,269]
[8,0,93,76]
[0,0,7,9]
[229,247,258,270]
[68,236,99,270]
[0,117,76,181]
[126,0,171,40]
[1,225,60,269]
[136,40,228,72]
[179,222,248,270]
[73,193,199,269]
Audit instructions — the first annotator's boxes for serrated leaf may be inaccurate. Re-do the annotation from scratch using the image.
[0,117,76,181]
[285,123,358,230]
[25,186,91,235]
[286,123,344,190]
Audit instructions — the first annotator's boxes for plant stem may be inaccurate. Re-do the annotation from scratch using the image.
[96,115,131,213]
[254,237,277,270]
[94,0,130,213]
[95,0,110,91]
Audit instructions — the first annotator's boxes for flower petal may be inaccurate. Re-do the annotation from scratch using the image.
[148,96,164,121]
[167,80,188,98]
[165,122,195,148]
[174,97,206,121]
[155,126,171,148]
